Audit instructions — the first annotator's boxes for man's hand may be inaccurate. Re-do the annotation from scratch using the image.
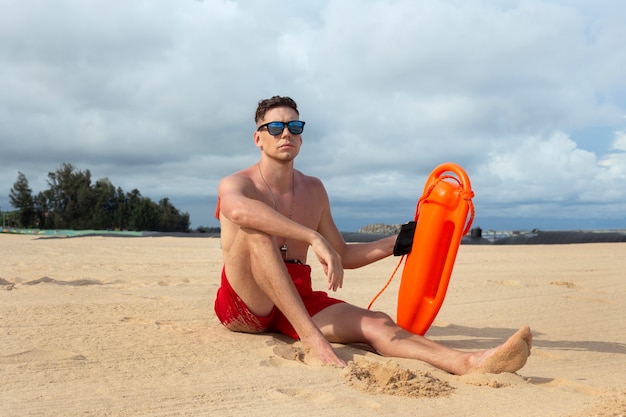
[300,333,346,367]
[310,234,344,291]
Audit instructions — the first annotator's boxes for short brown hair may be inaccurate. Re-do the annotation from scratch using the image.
[255,96,299,123]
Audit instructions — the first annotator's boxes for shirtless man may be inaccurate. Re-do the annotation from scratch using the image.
[214,95,532,375]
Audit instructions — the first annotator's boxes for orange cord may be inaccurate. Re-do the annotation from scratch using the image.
[367,176,475,310]
[367,255,404,310]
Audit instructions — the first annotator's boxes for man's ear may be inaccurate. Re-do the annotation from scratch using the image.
[253,131,263,149]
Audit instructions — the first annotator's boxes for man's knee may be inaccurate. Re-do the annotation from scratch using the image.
[226,228,283,282]
[240,227,276,247]
[229,227,275,257]
[239,228,283,262]
[362,310,396,337]
[370,310,394,324]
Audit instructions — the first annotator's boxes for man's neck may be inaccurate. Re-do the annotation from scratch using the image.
[257,158,294,191]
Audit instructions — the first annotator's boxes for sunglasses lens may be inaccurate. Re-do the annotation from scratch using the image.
[266,122,285,136]
[287,121,304,135]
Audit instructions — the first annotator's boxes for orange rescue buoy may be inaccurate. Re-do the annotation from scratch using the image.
[396,162,474,335]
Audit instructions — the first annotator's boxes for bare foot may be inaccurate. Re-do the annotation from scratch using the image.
[469,326,533,374]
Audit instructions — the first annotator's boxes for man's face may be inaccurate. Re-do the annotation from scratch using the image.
[254,106,303,161]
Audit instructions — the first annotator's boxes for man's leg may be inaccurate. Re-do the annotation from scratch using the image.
[311,303,532,375]
[224,227,345,366]
[223,227,281,317]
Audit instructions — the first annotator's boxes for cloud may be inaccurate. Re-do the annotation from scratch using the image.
[594,130,626,196]
[1,0,625,230]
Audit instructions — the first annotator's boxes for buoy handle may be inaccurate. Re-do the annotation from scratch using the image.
[416,162,475,235]
[425,162,472,193]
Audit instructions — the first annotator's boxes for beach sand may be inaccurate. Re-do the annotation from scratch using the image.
[1,234,624,416]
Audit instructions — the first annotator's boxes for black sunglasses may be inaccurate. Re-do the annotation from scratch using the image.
[257,120,306,136]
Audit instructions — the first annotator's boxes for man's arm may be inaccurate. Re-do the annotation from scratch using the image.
[218,174,316,242]
[341,236,397,269]
[320,212,396,269]
[219,173,344,285]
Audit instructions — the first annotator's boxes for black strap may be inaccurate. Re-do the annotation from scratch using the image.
[393,221,416,256]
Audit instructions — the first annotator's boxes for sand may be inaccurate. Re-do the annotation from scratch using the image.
[0,234,624,417]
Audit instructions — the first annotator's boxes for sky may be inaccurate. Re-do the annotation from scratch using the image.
[1,0,625,232]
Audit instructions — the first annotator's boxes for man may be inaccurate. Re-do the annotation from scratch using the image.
[214,96,532,375]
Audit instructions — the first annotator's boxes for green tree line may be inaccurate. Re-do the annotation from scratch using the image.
[7,163,190,232]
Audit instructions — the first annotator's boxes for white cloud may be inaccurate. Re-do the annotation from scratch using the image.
[593,130,626,198]
[610,130,626,152]
[1,0,625,229]
[479,132,597,198]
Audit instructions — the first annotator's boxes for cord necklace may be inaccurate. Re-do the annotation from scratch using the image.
[258,162,295,259]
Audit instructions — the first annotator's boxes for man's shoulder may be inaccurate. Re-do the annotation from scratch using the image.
[297,170,324,186]
[221,166,255,183]
[218,167,258,195]
[296,170,328,201]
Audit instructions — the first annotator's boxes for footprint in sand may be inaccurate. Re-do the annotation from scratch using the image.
[23,277,104,286]
[273,388,336,402]
[120,316,154,325]
[0,278,15,290]
[120,317,182,330]
[0,349,87,364]
[267,345,315,366]
[550,280,578,289]
[269,387,383,409]
[488,279,528,288]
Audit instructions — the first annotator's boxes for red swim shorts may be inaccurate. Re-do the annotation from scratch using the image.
[214,262,344,340]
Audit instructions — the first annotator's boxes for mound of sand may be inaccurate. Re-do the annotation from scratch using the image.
[344,359,454,398]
